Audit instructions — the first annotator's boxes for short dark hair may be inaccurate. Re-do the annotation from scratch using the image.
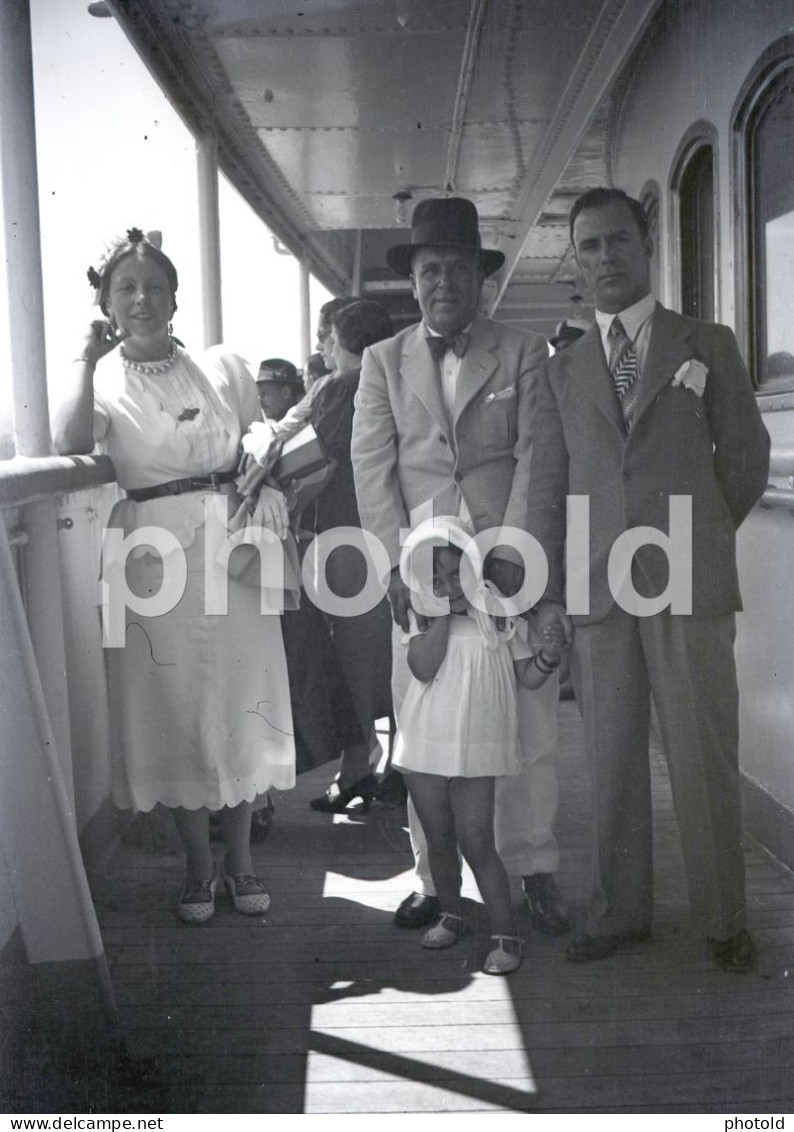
[332,300,394,356]
[569,188,649,244]
[318,295,357,332]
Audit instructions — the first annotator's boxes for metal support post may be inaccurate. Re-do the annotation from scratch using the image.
[0,0,51,457]
[196,131,223,347]
[299,259,311,362]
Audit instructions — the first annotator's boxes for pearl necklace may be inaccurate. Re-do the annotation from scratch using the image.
[121,338,178,375]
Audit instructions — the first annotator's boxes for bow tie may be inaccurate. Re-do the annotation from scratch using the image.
[426,332,469,361]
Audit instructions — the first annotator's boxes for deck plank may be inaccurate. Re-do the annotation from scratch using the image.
[91,702,794,1113]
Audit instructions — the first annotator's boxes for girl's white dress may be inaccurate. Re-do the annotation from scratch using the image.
[94,345,296,812]
[393,609,532,778]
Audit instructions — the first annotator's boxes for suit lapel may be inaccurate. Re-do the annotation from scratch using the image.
[454,316,499,420]
[399,323,448,431]
[631,304,694,426]
[563,326,625,435]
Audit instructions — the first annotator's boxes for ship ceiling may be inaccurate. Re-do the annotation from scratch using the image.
[106,0,664,335]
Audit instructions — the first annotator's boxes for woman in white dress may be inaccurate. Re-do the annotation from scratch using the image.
[53,228,295,923]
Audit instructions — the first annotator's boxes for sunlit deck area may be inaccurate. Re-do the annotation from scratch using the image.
[16,702,792,1115]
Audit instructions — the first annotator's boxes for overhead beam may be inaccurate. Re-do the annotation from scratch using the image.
[443,0,489,192]
[105,0,350,295]
[491,0,664,311]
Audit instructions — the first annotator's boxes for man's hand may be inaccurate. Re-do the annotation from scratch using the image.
[387,566,429,633]
[387,567,413,632]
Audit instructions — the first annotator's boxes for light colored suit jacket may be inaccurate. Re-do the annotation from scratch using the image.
[352,314,548,569]
[526,303,770,622]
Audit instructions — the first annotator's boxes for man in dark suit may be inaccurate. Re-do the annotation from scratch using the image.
[352,197,568,935]
[526,187,770,971]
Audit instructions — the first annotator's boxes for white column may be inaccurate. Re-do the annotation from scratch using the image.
[299,259,311,362]
[196,131,223,347]
[0,0,50,457]
[0,0,70,766]
[0,3,116,1031]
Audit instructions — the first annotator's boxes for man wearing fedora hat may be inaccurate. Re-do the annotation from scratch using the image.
[255,357,305,422]
[352,196,569,935]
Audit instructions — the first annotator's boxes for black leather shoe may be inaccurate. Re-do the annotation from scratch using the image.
[376,769,408,807]
[708,928,757,974]
[310,774,378,814]
[522,873,570,936]
[565,927,652,963]
[393,892,440,929]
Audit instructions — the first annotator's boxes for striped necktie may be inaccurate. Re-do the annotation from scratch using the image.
[608,316,639,427]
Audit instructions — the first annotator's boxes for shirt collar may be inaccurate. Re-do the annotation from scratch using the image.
[595,292,656,341]
[423,319,475,339]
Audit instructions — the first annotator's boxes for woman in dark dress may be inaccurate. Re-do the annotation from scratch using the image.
[308,300,395,812]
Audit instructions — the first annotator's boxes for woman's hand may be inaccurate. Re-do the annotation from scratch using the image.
[249,484,289,541]
[79,318,127,366]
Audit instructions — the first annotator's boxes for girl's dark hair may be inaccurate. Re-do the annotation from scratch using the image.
[332,300,393,356]
[89,229,178,317]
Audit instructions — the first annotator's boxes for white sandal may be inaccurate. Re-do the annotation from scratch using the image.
[422,912,464,950]
[483,934,523,974]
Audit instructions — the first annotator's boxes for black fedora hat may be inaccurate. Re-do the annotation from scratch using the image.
[256,357,302,387]
[386,197,505,279]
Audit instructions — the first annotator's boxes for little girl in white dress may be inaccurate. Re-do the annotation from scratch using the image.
[393,516,566,974]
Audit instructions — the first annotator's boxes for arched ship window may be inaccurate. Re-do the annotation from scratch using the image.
[678,145,715,321]
[745,65,794,391]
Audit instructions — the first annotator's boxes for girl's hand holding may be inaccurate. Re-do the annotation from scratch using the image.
[540,620,567,658]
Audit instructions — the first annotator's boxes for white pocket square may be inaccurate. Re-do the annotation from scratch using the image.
[484,387,516,405]
[671,359,707,396]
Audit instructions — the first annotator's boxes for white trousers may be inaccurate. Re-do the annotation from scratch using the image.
[391,623,561,894]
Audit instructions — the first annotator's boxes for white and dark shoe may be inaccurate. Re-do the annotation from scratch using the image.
[221,862,271,915]
[177,869,218,924]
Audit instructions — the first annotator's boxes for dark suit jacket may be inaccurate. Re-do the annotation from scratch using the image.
[526,304,770,622]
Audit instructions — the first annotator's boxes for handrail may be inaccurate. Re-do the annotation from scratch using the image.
[760,485,794,513]
[0,447,789,512]
[769,446,794,478]
[0,454,116,508]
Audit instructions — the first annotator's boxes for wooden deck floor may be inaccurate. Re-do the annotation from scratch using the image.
[93,703,794,1114]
